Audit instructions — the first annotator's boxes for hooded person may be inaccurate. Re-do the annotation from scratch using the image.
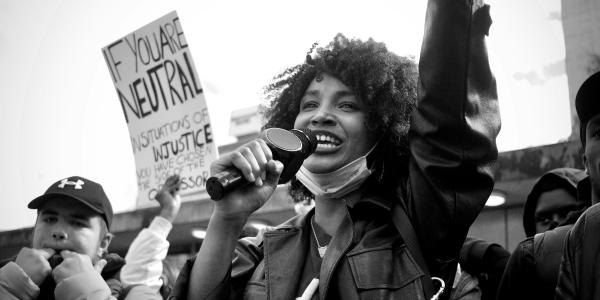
[496,168,590,300]
[522,168,589,238]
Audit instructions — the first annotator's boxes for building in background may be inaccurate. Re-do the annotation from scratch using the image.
[562,0,600,140]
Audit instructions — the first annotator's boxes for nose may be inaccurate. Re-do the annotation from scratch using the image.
[52,230,68,241]
[551,213,567,226]
[310,107,335,127]
[547,220,560,231]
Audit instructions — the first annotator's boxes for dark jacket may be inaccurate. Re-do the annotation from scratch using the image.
[496,172,590,300]
[459,237,510,300]
[174,201,432,300]
[169,0,499,298]
[555,203,600,300]
[496,225,572,300]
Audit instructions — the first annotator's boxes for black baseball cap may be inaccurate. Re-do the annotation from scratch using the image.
[576,71,600,146]
[28,176,113,230]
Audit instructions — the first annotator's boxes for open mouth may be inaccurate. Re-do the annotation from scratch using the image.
[314,131,342,149]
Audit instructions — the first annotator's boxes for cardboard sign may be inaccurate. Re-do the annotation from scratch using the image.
[102,11,217,207]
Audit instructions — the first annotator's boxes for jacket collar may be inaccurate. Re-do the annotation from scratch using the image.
[265,209,357,300]
[264,195,393,300]
[346,192,395,212]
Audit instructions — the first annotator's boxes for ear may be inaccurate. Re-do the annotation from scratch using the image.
[583,153,589,174]
[97,232,113,258]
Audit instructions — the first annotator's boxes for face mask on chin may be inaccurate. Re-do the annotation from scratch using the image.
[295,144,377,199]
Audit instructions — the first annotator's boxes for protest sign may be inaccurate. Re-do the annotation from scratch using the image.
[102,11,217,207]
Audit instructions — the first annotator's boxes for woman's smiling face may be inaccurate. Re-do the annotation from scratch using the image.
[294,73,376,174]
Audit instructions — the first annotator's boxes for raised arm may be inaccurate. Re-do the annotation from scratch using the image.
[121,175,182,293]
[407,0,500,288]
[186,139,283,299]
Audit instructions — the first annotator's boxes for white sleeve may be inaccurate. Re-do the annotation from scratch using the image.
[120,216,172,291]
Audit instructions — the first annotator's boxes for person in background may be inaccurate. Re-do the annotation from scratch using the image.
[523,168,588,238]
[555,71,600,300]
[457,237,510,300]
[120,174,183,299]
[0,175,160,299]
[496,167,589,300]
[168,0,499,298]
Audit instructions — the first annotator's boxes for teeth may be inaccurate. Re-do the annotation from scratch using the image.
[318,143,336,148]
[316,134,340,145]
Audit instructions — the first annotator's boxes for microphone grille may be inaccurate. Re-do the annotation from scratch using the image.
[291,128,317,157]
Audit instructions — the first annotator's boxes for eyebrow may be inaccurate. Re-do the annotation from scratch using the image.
[536,203,581,215]
[40,209,91,220]
[302,90,356,99]
[40,209,58,215]
[334,90,356,98]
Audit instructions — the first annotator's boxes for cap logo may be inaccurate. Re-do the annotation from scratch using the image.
[58,178,85,189]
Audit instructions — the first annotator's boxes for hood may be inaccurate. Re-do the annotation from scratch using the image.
[101,252,126,279]
[523,168,590,237]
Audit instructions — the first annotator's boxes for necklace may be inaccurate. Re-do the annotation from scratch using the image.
[311,217,328,258]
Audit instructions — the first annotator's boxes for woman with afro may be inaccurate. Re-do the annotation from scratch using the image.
[171,0,499,299]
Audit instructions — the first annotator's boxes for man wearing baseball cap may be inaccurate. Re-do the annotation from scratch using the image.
[555,71,600,300]
[0,176,160,300]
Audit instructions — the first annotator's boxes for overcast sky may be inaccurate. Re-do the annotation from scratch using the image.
[0,0,570,231]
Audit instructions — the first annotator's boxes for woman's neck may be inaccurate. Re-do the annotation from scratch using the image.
[313,191,360,236]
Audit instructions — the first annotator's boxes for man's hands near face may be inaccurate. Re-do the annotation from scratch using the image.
[15,247,107,287]
[15,247,55,286]
[52,250,106,284]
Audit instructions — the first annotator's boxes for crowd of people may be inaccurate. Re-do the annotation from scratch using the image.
[0,0,599,299]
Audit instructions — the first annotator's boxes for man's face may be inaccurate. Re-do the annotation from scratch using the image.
[585,114,600,201]
[31,198,109,263]
[534,188,579,234]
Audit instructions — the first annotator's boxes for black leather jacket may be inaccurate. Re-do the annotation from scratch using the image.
[169,0,499,298]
